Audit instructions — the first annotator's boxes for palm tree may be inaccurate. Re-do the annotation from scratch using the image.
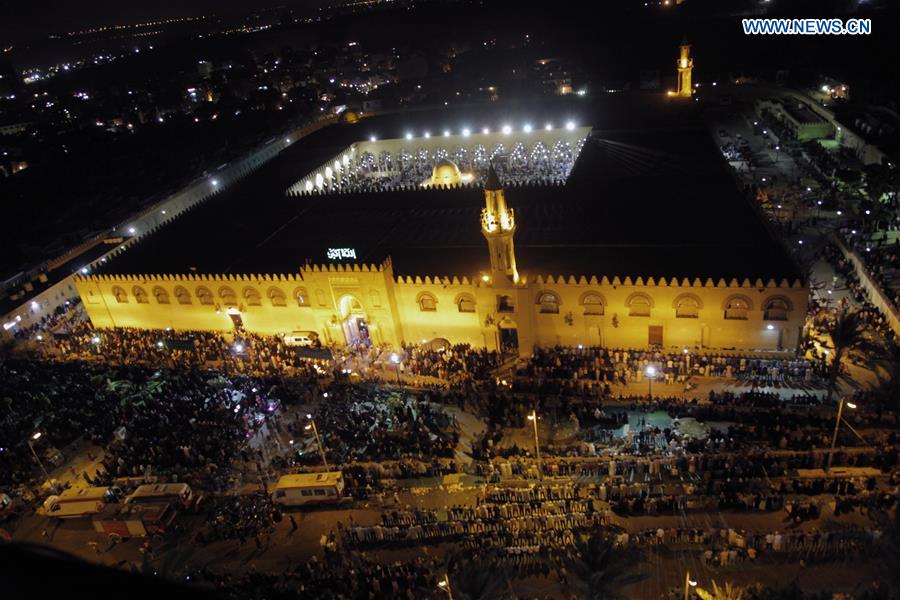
[446,558,511,600]
[566,532,645,599]
[696,580,747,600]
[815,309,880,402]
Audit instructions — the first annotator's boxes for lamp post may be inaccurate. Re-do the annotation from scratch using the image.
[389,352,402,386]
[305,414,329,471]
[645,365,657,398]
[684,571,697,600]
[438,574,453,600]
[527,409,542,480]
[826,398,856,472]
[27,432,51,482]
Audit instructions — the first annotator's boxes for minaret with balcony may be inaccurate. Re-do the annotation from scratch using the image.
[676,40,693,97]
[481,164,519,283]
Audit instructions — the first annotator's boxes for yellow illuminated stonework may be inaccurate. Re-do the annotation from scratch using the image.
[76,173,808,354]
[422,158,474,188]
[676,41,693,98]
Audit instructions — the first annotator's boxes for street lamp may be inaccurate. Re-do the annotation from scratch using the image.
[527,410,542,479]
[645,365,657,398]
[438,574,453,600]
[684,572,697,600]
[826,398,857,472]
[305,414,329,470]
[389,352,402,385]
[27,432,51,482]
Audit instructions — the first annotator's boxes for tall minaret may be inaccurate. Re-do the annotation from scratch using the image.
[676,40,693,98]
[481,164,519,283]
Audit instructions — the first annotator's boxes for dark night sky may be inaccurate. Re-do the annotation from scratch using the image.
[1,0,323,43]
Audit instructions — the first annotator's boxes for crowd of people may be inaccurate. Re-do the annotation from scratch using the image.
[401,342,499,384]
[0,358,279,492]
[838,222,900,311]
[305,144,583,196]
[622,523,885,567]
[308,385,459,464]
[199,554,448,600]
[45,323,326,380]
[516,346,825,392]
[198,493,276,545]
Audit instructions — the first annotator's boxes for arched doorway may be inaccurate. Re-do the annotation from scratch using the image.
[226,307,244,330]
[339,295,370,346]
[498,318,518,354]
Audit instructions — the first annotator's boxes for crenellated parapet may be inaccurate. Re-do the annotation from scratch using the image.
[394,274,473,287]
[530,274,804,290]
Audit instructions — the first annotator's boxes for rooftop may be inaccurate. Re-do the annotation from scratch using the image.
[97,96,802,284]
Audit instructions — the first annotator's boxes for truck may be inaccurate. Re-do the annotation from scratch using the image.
[125,483,193,510]
[41,486,121,519]
[271,472,346,507]
[92,502,177,540]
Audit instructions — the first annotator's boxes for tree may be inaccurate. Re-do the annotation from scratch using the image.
[447,558,510,600]
[697,581,747,600]
[815,309,880,402]
[566,532,645,599]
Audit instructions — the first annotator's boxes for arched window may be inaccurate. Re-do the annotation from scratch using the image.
[581,293,605,316]
[674,295,700,318]
[243,287,262,307]
[294,287,310,307]
[268,287,287,307]
[763,297,790,321]
[133,286,149,304]
[627,293,652,317]
[724,296,751,320]
[196,286,214,306]
[536,291,560,314]
[112,286,128,304]
[418,293,437,312]
[219,286,237,307]
[456,294,476,313]
[174,286,191,305]
[153,286,170,305]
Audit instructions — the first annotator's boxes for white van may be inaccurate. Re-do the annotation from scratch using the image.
[41,486,121,519]
[283,331,320,347]
[126,483,193,510]
[272,472,345,507]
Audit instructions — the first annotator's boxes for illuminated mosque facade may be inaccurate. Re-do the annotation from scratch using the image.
[75,141,807,354]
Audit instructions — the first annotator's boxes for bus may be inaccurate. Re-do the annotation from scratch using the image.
[271,472,345,507]
[125,483,193,510]
[41,486,121,519]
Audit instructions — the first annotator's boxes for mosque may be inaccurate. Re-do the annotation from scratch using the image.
[74,84,808,355]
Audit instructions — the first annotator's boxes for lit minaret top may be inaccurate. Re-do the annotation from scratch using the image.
[676,40,693,98]
[481,164,519,283]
